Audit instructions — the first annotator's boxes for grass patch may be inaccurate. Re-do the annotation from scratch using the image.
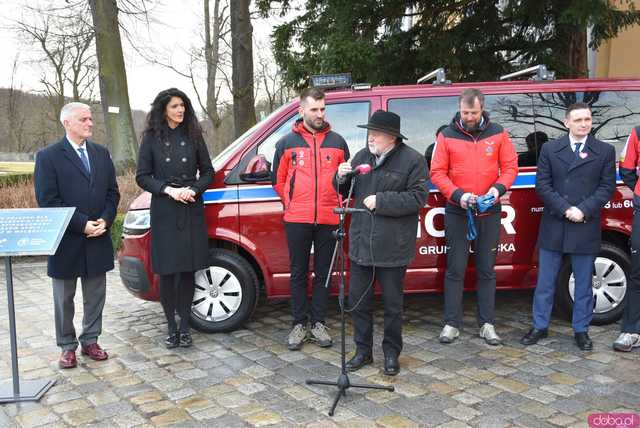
[0,162,35,174]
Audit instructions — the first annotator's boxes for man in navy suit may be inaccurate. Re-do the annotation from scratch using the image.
[521,102,615,350]
[34,102,120,368]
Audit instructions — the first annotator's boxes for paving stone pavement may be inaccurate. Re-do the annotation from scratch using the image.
[0,261,638,427]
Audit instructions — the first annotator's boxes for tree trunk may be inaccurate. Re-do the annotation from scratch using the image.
[205,0,221,126]
[230,0,256,138]
[89,0,137,172]
[567,28,588,78]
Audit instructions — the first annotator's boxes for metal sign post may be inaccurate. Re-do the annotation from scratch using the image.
[0,207,75,403]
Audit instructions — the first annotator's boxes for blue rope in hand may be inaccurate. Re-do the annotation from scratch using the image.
[476,194,495,213]
[466,193,496,241]
[466,207,477,241]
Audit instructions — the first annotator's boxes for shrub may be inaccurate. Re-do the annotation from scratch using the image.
[117,169,142,213]
[111,213,125,252]
[0,173,33,187]
[0,177,38,209]
[0,170,140,214]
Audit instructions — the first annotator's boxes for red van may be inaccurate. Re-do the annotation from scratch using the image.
[118,69,640,333]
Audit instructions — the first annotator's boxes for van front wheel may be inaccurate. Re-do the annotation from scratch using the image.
[190,248,259,333]
[555,242,629,326]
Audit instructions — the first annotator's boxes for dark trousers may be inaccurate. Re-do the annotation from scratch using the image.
[532,249,595,332]
[348,263,406,358]
[284,222,336,326]
[443,212,500,328]
[159,272,195,334]
[52,274,106,351]
[623,210,640,333]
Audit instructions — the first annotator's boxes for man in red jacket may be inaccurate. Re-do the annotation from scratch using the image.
[430,88,518,345]
[272,88,350,350]
[615,125,640,352]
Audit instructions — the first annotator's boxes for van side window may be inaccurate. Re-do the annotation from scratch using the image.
[257,115,297,164]
[532,91,640,159]
[257,102,370,163]
[485,94,536,164]
[388,96,457,158]
[388,95,535,165]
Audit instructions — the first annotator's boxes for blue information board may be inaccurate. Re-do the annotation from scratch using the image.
[0,208,75,256]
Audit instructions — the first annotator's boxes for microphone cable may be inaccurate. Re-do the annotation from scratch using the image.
[334,169,378,314]
[344,211,376,314]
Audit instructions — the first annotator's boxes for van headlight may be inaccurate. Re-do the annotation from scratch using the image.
[123,209,150,235]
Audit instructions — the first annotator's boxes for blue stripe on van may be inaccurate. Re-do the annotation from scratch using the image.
[203,171,624,204]
[203,186,278,204]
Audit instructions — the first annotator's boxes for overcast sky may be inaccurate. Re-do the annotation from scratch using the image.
[0,0,294,112]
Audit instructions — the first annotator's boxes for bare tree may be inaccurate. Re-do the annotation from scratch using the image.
[14,4,97,118]
[7,55,30,153]
[254,40,291,115]
[89,0,138,171]
[230,0,256,137]
[138,0,233,155]
[204,0,225,128]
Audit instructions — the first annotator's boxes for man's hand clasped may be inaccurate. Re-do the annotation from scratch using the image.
[84,218,107,238]
[461,187,500,210]
[460,193,477,209]
[565,206,585,223]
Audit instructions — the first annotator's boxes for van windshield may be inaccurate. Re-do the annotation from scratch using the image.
[212,102,293,171]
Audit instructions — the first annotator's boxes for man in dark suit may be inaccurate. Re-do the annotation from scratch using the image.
[34,102,120,368]
[521,102,615,350]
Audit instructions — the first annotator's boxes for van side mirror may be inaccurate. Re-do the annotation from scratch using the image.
[239,154,271,183]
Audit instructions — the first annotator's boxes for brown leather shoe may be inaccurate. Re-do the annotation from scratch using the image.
[59,350,77,369]
[81,343,108,361]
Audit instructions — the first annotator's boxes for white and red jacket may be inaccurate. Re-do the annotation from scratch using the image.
[619,126,640,206]
[272,119,349,225]
[430,112,518,215]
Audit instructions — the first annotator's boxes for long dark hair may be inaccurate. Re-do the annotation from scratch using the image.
[143,88,203,143]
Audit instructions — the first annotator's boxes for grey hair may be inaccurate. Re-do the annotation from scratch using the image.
[59,102,91,125]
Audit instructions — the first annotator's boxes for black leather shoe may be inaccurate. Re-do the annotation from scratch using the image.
[521,328,548,346]
[574,332,593,351]
[345,353,372,372]
[165,333,179,349]
[383,355,400,376]
[180,333,193,348]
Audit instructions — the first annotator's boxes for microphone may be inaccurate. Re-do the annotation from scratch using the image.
[344,163,372,179]
[333,207,369,214]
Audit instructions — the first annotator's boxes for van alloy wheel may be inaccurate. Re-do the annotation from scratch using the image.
[189,248,259,333]
[192,266,243,322]
[556,242,630,326]
[568,256,627,315]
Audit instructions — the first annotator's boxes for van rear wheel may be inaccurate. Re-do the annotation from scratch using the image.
[555,242,629,326]
[190,248,259,333]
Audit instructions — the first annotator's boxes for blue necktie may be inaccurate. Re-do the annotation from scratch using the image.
[78,147,91,173]
[574,142,582,157]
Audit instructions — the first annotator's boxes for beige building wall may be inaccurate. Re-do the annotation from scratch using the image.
[595,0,640,78]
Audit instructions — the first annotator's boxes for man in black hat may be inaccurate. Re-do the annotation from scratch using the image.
[334,109,429,375]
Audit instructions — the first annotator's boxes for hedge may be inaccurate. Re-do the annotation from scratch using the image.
[111,213,125,253]
[0,173,33,187]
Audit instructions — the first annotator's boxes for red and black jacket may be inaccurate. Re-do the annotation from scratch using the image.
[430,112,518,215]
[619,126,640,208]
[272,119,350,225]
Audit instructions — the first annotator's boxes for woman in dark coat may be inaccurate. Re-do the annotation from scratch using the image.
[136,88,214,348]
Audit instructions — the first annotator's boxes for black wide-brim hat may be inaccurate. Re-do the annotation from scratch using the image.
[357,109,407,140]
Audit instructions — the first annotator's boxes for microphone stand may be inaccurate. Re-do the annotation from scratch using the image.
[305,176,394,416]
